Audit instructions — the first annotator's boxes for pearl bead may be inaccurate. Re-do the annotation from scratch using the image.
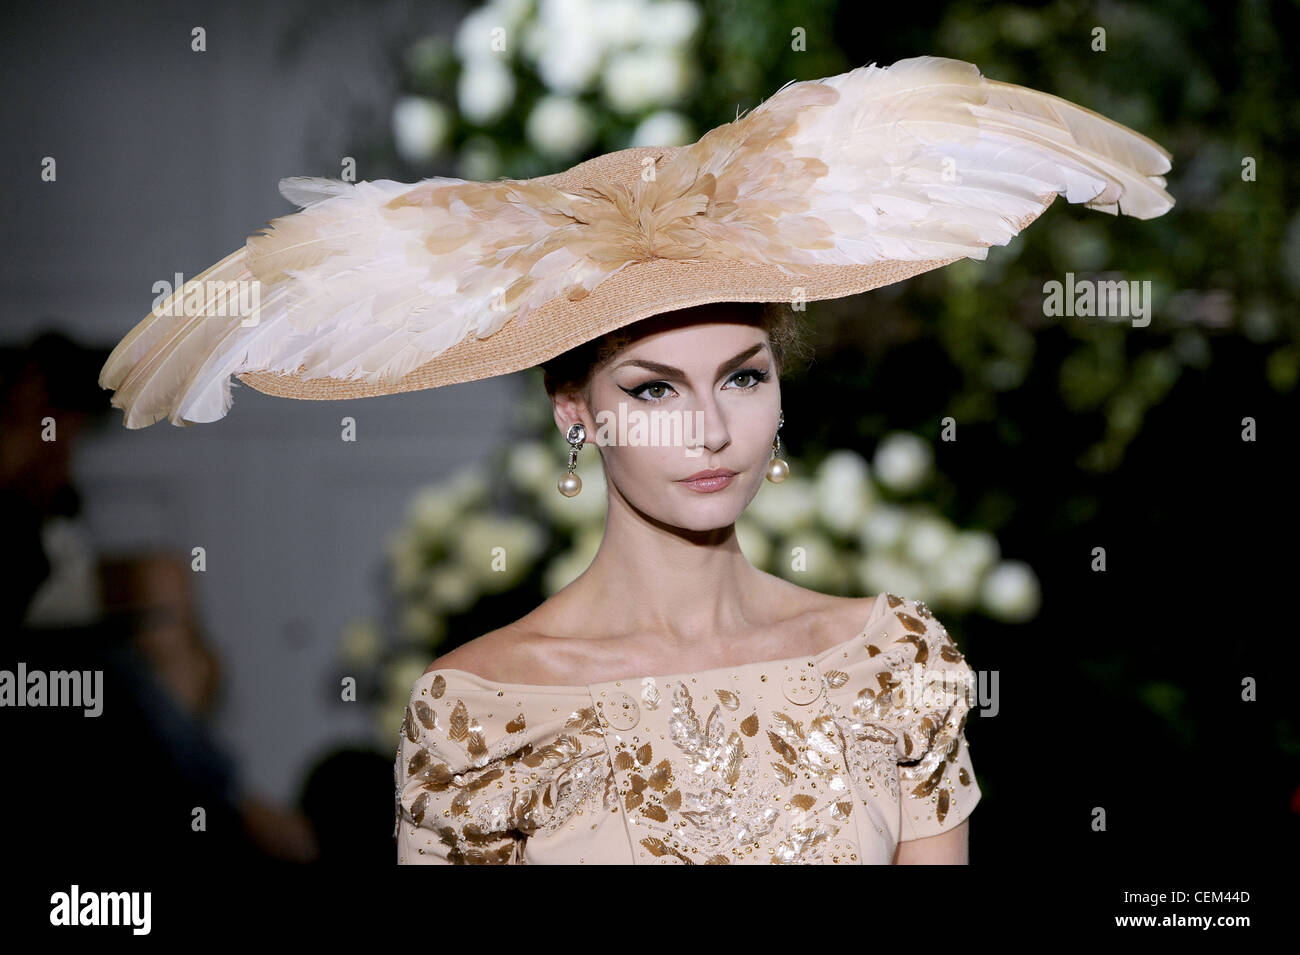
[558,471,582,496]
[766,458,789,483]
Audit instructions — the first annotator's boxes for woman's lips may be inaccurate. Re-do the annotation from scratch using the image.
[677,472,737,492]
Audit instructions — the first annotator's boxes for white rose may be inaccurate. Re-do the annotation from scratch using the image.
[638,0,701,47]
[454,6,508,62]
[924,554,982,609]
[873,431,933,493]
[592,0,649,48]
[900,511,955,566]
[747,475,817,535]
[629,109,694,147]
[814,450,875,535]
[943,529,1000,577]
[505,440,556,497]
[532,2,605,94]
[855,552,926,601]
[774,531,845,591]
[406,486,460,541]
[458,57,516,125]
[526,95,597,159]
[602,49,690,113]
[487,0,533,34]
[428,563,479,614]
[391,96,450,164]
[980,560,1041,622]
[454,514,546,591]
[857,502,907,552]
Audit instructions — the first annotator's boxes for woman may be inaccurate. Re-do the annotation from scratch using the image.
[395,298,981,864]
[96,55,1173,864]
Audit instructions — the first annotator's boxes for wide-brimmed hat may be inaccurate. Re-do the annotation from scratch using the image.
[99,55,1174,428]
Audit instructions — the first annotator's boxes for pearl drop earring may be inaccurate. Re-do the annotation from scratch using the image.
[557,422,586,497]
[766,409,789,483]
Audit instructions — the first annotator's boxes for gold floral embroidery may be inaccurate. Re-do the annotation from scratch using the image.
[897,633,928,665]
[398,595,978,864]
[616,676,859,864]
[397,696,613,863]
[829,599,976,832]
[895,611,926,634]
[619,680,786,862]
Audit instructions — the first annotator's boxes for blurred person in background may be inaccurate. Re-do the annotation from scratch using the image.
[1,329,318,865]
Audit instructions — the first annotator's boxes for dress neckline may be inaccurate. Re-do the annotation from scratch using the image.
[415,591,893,693]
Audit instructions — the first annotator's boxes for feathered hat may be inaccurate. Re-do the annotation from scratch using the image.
[99,55,1174,428]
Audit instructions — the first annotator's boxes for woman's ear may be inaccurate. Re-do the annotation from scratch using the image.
[550,386,591,439]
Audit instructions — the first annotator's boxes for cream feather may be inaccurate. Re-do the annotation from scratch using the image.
[99,54,1174,428]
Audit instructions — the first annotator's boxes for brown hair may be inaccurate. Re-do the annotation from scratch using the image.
[540,301,811,399]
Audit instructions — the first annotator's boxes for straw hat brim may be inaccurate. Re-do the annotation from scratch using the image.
[237,145,1053,402]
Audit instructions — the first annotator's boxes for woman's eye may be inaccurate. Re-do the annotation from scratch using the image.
[626,381,675,402]
[727,368,770,390]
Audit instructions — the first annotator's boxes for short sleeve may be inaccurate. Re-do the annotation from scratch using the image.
[894,606,982,842]
[393,674,525,865]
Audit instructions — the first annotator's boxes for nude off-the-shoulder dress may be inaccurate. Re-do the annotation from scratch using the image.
[394,593,981,864]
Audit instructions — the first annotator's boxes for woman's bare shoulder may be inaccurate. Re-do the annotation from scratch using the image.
[421,624,536,683]
[757,569,877,621]
[812,594,880,647]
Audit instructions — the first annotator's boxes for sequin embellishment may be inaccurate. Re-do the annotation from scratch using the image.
[395,594,980,864]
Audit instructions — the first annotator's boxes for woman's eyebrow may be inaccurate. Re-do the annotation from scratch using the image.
[613,343,764,379]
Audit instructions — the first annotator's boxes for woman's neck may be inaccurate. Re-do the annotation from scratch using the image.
[547,506,777,649]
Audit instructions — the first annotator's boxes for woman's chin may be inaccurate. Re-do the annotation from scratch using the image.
[665,498,748,532]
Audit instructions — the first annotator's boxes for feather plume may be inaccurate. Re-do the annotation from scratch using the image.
[100,55,1174,427]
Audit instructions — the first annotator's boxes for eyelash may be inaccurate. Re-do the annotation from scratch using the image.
[622,367,770,404]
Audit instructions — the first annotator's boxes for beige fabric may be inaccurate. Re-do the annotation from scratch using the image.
[393,593,981,864]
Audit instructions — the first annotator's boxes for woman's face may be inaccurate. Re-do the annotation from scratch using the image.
[554,308,781,533]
